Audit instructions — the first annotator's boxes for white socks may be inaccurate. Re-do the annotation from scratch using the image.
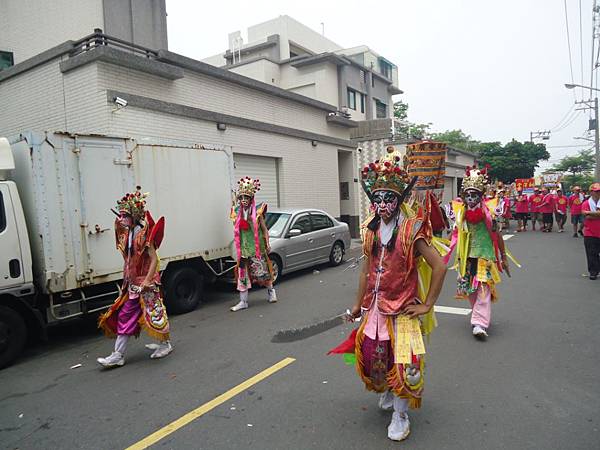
[231,290,249,311]
[115,334,129,355]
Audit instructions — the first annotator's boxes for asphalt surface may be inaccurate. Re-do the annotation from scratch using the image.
[1,229,599,450]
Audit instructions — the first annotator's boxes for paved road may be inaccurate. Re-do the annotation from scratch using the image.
[1,230,599,449]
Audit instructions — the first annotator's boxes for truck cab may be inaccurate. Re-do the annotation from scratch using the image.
[0,137,40,368]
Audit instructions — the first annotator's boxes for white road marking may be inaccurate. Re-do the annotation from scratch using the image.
[434,305,472,315]
[503,234,514,240]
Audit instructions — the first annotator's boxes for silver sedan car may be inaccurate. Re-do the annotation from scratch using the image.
[265,208,352,283]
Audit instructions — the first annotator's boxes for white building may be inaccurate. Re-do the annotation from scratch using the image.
[0,1,361,235]
[203,16,402,123]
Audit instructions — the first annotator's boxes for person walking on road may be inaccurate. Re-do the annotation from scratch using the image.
[230,177,277,312]
[529,187,543,231]
[582,183,600,280]
[514,188,529,232]
[97,188,172,368]
[445,165,513,339]
[555,189,568,232]
[331,147,447,442]
[569,186,585,237]
[539,187,555,232]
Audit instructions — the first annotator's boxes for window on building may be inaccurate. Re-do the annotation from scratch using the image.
[379,59,393,79]
[347,89,357,110]
[311,214,334,231]
[359,70,366,84]
[360,93,365,114]
[375,100,387,118]
[0,51,14,71]
[371,75,375,88]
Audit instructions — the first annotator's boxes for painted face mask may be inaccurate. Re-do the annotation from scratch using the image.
[239,195,252,208]
[372,190,399,219]
[464,190,482,209]
[118,212,133,228]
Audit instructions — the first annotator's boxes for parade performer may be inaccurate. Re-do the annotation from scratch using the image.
[329,146,447,442]
[582,183,600,280]
[555,189,568,232]
[514,188,529,232]
[445,165,518,339]
[230,177,277,312]
[97,187,172,367]
[529,187,543,231]
[569,186,585,237]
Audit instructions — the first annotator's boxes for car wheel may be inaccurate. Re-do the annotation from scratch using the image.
[269,254,282,285]
[0,306,27,370]
[163,266,204,315]
[329,241,345,266]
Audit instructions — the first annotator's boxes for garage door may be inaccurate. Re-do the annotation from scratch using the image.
[233,154,279,207]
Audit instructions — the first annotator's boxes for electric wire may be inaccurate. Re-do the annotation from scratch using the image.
[564,0,577,100]
[579,0,585,100]
[553,110,584,133]
[549,104,577,131]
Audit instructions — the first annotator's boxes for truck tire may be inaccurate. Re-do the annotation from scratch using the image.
[163,267,204,315]
[0,305,27,370]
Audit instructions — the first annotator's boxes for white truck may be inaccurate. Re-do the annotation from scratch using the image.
[0,131,236,368]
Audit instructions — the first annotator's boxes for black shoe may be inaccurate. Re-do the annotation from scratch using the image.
[573,233,578,238]
[590,274,598,280]
[579,230,584,236]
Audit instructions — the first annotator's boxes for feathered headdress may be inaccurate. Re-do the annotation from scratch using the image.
[116,186,148,220]
[361,147,411,195]
[461,165,490,193]
[237,177,261,198]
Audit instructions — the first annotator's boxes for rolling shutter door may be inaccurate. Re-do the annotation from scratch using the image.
[233,154,279,207]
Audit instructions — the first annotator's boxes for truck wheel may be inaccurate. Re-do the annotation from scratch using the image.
[329,241,345,266]
[0,306,27,370]
[163,267,204,315]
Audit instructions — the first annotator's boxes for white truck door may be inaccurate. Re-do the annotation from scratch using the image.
[0,183,25,289]
[75,138,131,278]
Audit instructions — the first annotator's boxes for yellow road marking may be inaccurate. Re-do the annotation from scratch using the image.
[125,357,296,450]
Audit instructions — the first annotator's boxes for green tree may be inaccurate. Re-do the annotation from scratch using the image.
[551,148,596,175]
[477,140,550,182]
[429,129,481,153]
[392,100,432,139]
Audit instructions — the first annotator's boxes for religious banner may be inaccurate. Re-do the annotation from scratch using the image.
[514,178,535,191]
[405,141,446,192]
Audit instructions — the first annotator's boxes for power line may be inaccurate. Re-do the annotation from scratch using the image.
[564,0,577,100]
[580,0,585,100]
[549,104,577,131]
[553,110,583,133]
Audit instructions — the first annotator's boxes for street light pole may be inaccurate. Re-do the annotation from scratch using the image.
[564,83,600,181]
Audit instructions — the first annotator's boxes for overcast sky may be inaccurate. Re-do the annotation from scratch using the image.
[166,0,597,172]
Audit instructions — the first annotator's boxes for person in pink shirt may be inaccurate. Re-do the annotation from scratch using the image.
[554,189,568,232]
[569,186,585,237]
[581,183,600,280]
[528,187,543,231]
[539,187,555,232]
[514,188,529,232]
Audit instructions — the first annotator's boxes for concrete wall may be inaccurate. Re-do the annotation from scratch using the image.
[95,62,348,140]
[0,0,104,64]
[279,62,339,108]
[248,16,341,60]
[103,0,168,50]
[229,59,281,85]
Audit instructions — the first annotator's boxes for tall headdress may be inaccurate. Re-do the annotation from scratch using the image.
[461,165,490,193]
[236,177,261,198]
[116,186,148,220]
[361,146,410,196]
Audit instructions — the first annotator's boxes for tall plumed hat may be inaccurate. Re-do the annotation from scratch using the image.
[461,165,490,193]
[361,147,410,195]
[116,186,148,220]
[237,176,261,198]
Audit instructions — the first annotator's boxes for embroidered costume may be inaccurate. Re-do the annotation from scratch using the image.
[330,144,448,442]
[230,177,277,311]
[444,166,519,338]
[97,188,172,367]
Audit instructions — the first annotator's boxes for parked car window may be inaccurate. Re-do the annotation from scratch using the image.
[290,214,312,234]
[311,214,333,231]
[265,212,291,238]
[0,191,6,233]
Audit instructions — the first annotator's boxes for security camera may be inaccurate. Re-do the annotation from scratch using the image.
[113,96,128,107]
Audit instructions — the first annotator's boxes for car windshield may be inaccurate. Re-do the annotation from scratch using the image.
[265,212,291,237]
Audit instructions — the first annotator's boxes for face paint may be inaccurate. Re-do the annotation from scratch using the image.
[464,190,482,208]
[372,190,399,219]
[118,212,133,228]
[239,195,252,208]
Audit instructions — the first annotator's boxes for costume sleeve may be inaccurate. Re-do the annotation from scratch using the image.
[582,200,591,214]
[114,218,128,257]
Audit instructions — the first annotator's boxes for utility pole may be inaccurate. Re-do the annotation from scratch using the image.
[574,98,600,181]
[530,130,551,142]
